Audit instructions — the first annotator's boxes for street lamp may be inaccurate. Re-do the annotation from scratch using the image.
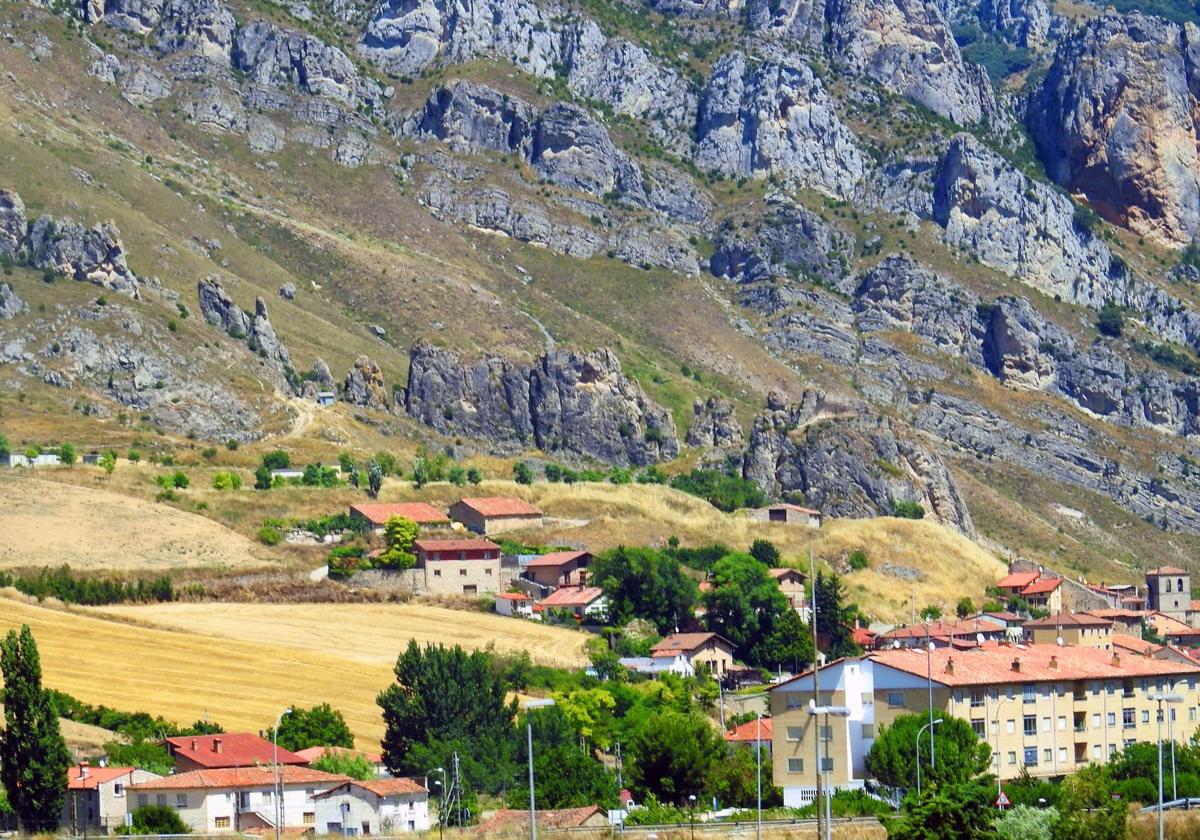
[688,794,696,840]
[925,638,936,768]
[755,712,763,840]
[1152,692,1184,840]
[525,698,556,840]
[915,719,943,798]
[428,767,445,840]
[992,697,1011,806]
[272,706,292,840]
[809,702,850,840]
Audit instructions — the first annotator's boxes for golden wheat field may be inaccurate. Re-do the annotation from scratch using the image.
[0,595,585,749]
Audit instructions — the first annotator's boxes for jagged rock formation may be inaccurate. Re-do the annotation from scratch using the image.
[25,216,141,298]
[197,276,294,387]
[695,52,867,198]
[0,190,25,259]
[686,397,744,448]
[0,283,27,319]
[978,0,1049,49]
[1028,13,1200,246]
[742,390,975,533]
[100,0,236,61]
[233,21,382,109]
[342,355,390,410]
[403,342,680,465]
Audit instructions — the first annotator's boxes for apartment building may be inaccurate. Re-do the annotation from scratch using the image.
[770,642,1200,807]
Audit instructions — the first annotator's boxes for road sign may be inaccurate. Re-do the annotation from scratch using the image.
[994,791,1011,809]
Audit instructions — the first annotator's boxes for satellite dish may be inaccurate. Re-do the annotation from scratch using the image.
[977,633,985,645]
[893,640,902,650]
[1057,637,1065,647]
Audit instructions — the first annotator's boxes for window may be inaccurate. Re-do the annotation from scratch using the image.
[1168,580,1174,593]
[887,691,905,708]
[485,568,493,575]
[1107,712,1116,726]
[157,794,167,807]
[787,758,804,773]
[1109,744,1117,757]
[786,726,803,742]
[433,569,441,577]
[215,817,231,829]
[1058,747,1067,763]
[862,724,875,738]
[1092,713,1101,728]
[1023,685,1036,704]
[970,689,985,708]
[819,725,833,741]
[114,783,124,797]
[1191,708,1197,723]
[1093,745,1102,759]
[820,757,834,772]
[1023,715,1036,736]
[459,568,468,576]
[1142,710,1151,724]
[1024,748,1038,766]
[1041,716,1051,732]
[786,695,804,710]
[239,792,251,810]
[971,719,985,737]
[304,813,315,825]
[1007,751,1017,766]
[1006,719,1015,734]
[1123,709,1135,729]
[1057,716,1067,731]
[1043,748,1052,763]
[176,794,187,809]
[138,795,148,808]
[1180,578,1185,593]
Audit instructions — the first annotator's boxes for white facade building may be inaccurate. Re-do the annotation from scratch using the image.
[313,779,430,835]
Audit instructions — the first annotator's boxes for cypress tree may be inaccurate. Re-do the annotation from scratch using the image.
[0,625,70,833]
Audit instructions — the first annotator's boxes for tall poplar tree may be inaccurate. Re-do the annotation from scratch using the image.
[0,625,70,833]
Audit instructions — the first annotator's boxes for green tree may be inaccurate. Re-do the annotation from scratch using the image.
[513,462,534,485]
[1097,302,1125,338]
[749,606,814,673]
[629,711,724,805]
[261,450,291,470]
[507,705,618,808]
[748,539,780,566]
[814,572,861,658]
[118,804,190,835]
[701,553,811,669]
[254,465,273,490]
[0,625,71,832]
[0,433,9,457]
[956,598,975,619]
[211,471,242,491]
[311,751,375,780]
[866,713,991,790]
[448,466,467,486]
[364,459,383,499]
[377,516,418,570]
[276,703,353,752]
[377,642,517,789]
[467,467,482,485]
[886,781,998,840]
[708,744,782,809]
[58,443,76,466]
[104,741,173,776]
[99,450,116,475]
[591,546,698,634]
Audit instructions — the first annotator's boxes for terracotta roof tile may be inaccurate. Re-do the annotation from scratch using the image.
[724,718,772,743]
[1147,566,1189,576]
[455,497,542,518]
[293,746,382,765]
[1024,613,1112,629]
[1021,578,1062,595]
[163,733,306,769]
[68,766,138,790]
[539,586,605,608]
[350,503,449,526]
[996,572,1040,589]
[129,766,348,791]
[650,632,732,655]
[524,551,589,568]
[413,538,501,554]
[316,778,426,798]
[1112,635,1160,655]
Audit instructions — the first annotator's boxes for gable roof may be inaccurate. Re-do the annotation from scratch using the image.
[454,497,542,518]
[1148,612,1200,637]
[349,502,449,526]
[1147,566,1189,576]
[163,733,306,769]
[68,766,138,790]
[724,717,773,743]
[476,806,604,833]
[413,538,501,554]
[650,632,733,656]
[128,766,348,791]
[293,746,382,765]
[768,568,805,582]
[315,778,427,799]
[764,503,821,515]
[996,572,1040,590]
[539,586,605,608]
[1021,578,1062,595]
[524,550,589,568]
[496,592,534,601]
[1112,635,1161,655]
[879,619,1003,641]
[1024,613,1112,629]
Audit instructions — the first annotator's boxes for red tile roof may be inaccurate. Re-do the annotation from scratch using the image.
[455,497,542,518]
[476,806,605,833]
[496,592,534,601]
[1112,635,1160,655]
[539,586,605,608]
[880,619,1003,640]
[524,551,588,568]
[724,717,772,743]
[293,746,382,765]
[317,778,427,798]
[852,626,876,647]
[650,632,733,656]
[1085,609,1146,620]
[163,733,306,769]
[129,766,348,791]
[413,538,501,554]
[768,568,805,582]
[350,502,449,526]
[868,642,1200,686]
[1147,566,1189,576]
[995,572,1040,590]
[1021,578,1062,595]
[68,766,137,790]
[1148,612,1200,637]
[1024,613,1112,629]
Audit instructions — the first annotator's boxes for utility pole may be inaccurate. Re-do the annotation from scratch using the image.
[809,536,822,840]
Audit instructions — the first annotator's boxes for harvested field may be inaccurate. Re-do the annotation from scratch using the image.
[0,474,269,570]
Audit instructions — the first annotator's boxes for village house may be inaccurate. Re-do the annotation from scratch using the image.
[312,778,429,834]
[348,502,451,532]
[878,619,1010,650]
[538,585,607,622]
[1023,613,1114,648]
[522,550,592,591]
[770,642,1200,806]
[1022,578,1064,613]
[449,497,543,535]
[995,571,1041,600]
[748,503,822,528]
[769,568,808,614]
[316,391,337,406]
[294,747,387,778]
[494,591,536,618]
[1,451,61,467]
[649,633,736,677]
[1147,611,1200,647]
[724,717,772,754]
[62,762,161,834]
[126,766,349,833]
[163,733,307,772]
[413,538,503,596]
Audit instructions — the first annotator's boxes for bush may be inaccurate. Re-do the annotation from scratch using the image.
[0,566,173,606]
[127,449,142,463]
[155,471,189,490]
[118,804,190,835]
[261,450,291,470]
[513,462,534,485]
[58,442,76,465]
[891,499,925,519]
[256,525,283,546]
[448,465,467,486]
[211,471,242,491]
[670,468,766,512]
[848,549,869,571]
[467,467,482,485]
[225,438,239,451]
[1097,302,1125,338]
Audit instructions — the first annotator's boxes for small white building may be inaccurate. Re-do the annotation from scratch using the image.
[127,765,349,833]
[1,452,60,467]
[313,778,429,835]
[495,592,536,618]
[748,503,822,528]
[62,762,162,834]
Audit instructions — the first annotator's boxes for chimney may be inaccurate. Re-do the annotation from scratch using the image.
[1011,658,1022,673]
[579,569,587,588]
[191,739,198,751]
[1111,653,1121,667]
[944,657,955,675]
[213,738,223,754]
[1049,655,1058,671]
[79,760,89,780]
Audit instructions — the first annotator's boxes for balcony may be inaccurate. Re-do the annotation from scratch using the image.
[1074,723,1087,733]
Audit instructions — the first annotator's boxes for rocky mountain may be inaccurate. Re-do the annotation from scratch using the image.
[6,0,1200,568]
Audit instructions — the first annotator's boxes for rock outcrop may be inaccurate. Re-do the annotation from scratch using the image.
[197,276,294,387]
[234,21,382,109]
[0,283,27,319]
[696,52,867,198]
[198,275,251,336]
[742,390,975,533]
[247,297,292,371]
[100,0,236,61]
[25,216,141,297]
[342,355,390,410]
[686,397,744,448]
[0,190,26,259]
[1028,13,1200,246]
[403,342,680,465]
[979,0,1049,49]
